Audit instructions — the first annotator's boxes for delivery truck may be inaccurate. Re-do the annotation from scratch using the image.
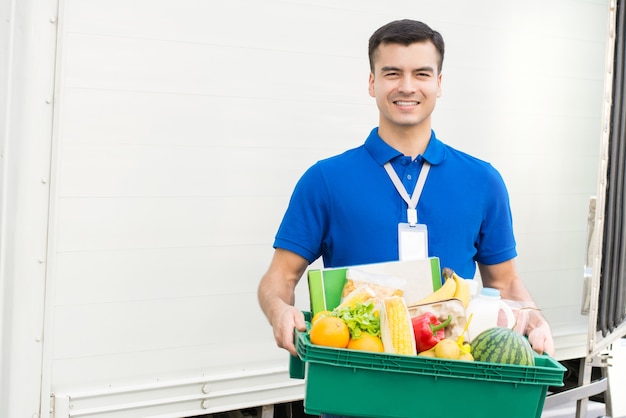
[1,0,624,417]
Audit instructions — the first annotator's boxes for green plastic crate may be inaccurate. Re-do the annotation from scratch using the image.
[290,322,566,418]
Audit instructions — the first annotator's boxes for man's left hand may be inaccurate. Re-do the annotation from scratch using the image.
[527,322,555,357]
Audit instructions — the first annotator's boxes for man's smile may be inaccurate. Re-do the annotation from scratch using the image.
[394,100,420,106]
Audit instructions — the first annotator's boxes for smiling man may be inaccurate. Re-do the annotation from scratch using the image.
[369,39,442,157]
[258,20,554,381]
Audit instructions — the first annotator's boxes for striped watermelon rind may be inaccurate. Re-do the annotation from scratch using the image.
[471,327,535,366]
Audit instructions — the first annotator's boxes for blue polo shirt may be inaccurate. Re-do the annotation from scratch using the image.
[274,128,516,279]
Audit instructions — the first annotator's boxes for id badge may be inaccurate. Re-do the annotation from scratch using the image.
[398,223,429,260]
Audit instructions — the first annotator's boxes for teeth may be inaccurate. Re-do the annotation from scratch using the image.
[396,101,418,106]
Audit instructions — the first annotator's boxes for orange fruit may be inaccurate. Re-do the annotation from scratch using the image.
[310,316,350,348]
[311,310,332,325]
[347,332,384,352]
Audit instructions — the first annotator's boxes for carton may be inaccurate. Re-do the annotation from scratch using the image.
[307,257,441,315]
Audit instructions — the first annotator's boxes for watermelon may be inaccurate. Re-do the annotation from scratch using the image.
[471,327,535,366]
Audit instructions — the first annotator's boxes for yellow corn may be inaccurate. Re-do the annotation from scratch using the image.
[381,296,417,355]
[337,285,376,310]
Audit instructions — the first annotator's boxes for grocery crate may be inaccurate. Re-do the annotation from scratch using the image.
[290,318,566,418]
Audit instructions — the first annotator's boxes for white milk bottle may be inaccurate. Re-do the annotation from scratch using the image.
[465,287,515,342]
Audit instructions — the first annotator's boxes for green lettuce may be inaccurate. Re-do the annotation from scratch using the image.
[332,301,380,339]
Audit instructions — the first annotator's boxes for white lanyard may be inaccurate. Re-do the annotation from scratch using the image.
[383,161,431,227]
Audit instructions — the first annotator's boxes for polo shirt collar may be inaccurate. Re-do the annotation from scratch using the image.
[364,127,446,166]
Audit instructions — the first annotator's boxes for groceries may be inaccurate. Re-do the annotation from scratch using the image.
[471,326,536,366]
[307,258,442,315]
[442,267,471,308]
[411,303,473,361]
[413,269,471,307]
[306,266,533,367]
[380,296,417,355]
[465,287,515,342]
[310,300,383,351]
[292,326,566,418]
[310,316,350,348]
[413,274,457,305]
[412,312,452,352]
[297,266,563,418]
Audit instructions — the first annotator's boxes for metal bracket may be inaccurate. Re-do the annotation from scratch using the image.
[587,352,612,368]
[543,378,608,410]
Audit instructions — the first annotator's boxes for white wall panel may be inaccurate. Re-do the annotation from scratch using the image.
[51,339,282,390]
[52,293,266,357]
[58,143,310,197]
[62,34,364,101]
[53,246,273,305]
[54,197,281,250]
[57,89,370,148]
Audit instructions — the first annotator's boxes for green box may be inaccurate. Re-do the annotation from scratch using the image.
[291,324,566,418]
[308,258,442,316]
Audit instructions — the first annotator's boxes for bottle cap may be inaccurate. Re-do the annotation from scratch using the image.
[481,287,501,298]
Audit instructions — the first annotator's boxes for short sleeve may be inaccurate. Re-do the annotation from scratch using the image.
[475,167,517,265]
[273,163,330,264]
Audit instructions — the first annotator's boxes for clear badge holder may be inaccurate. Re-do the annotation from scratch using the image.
[398,223,428,260]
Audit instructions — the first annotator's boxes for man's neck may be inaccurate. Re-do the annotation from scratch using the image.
[378,124,431,160]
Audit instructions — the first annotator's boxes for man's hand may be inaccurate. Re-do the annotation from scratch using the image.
[527,322,555,357]
[258,249,310,357]
[272,304,307,357]
[479,260,556,357]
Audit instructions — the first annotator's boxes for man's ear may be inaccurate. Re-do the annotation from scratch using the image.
[368,72,375,98]
[436,73,443,98]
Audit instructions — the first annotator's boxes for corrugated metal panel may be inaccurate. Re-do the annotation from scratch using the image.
[599,0,626,337]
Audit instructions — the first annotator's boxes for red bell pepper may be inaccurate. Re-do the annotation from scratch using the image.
[411,312,453,353]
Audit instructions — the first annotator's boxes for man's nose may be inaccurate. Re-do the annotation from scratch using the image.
[398,76,416,94]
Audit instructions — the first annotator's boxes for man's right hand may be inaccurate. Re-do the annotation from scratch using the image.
[272,303,307,357]
[258,249,310,357]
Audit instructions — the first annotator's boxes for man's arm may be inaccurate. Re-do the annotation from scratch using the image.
[478,259,555,356]
[258,248,310,356]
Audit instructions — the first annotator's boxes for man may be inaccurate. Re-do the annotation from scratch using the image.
[258,19,554,359]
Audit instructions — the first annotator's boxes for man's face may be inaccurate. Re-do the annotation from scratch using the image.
[368,41,442,132]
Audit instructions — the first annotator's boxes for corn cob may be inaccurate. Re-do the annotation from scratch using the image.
[380,296,417,355]
[337,285,376,310]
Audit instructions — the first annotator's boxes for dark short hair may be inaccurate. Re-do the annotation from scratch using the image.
[368,19,445,74]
